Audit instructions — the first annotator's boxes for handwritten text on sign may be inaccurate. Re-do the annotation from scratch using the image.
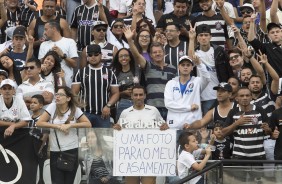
[113,129,176,176]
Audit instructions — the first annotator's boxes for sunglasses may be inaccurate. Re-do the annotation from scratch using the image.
[229,54,240,60]
[88,53,101,57]
[241,10,252,14]
[113,25,124,29]
[23,66,35,70]
[95,28,107,32]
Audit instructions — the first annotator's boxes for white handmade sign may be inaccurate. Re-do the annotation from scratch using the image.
[113,129,177,176]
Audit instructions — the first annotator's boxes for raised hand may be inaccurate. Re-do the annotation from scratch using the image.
[188,22,196,39]
[215,0,224,9]
[123,26,134,41]
[257,50,268,64]
[192,55,201,65]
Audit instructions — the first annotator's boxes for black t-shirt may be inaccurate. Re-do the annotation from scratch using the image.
[270,107,282,160]
[157,12,194,41]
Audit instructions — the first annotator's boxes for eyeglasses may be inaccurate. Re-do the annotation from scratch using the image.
[139,35,150,39]
[113,25,124,29]
[229,54,240,60]
[88,53,101,57]
[165,29,178,33]
[241,10,252,14]
[119,54,129,58]
[243,21,251,25]
[95,28,107,32]
[23,66,35,70]
[55,93,67,97]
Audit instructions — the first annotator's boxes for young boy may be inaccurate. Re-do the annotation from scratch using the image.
[29,94,49,184]
[177,131,212,184]
[209,121,233,160]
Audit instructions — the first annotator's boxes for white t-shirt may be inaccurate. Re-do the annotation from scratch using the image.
[38,37,78,87]
[0,95,31,122]
[118,105,165,129]
[196,48,218,101]
[16,77,54,98]
[177,150,202,184]
[46,103,84,152]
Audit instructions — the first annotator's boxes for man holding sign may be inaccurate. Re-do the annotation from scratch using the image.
[113,84,169,184]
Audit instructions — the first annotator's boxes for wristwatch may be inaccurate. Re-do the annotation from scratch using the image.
[61,53,67,59]
[106,103,112,108]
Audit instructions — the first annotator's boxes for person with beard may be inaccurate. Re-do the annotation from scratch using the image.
[72,44,120,128]
[38,20,78,87]
[164,23,188,70]
[28,0,70,57]
[191,0,230,49]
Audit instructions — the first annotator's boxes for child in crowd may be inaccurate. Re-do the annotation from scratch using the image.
[29,94,49,184]
[209,121,233,160]
[177,131,211,184]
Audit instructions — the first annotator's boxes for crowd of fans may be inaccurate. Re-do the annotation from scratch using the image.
[0,0,282,183]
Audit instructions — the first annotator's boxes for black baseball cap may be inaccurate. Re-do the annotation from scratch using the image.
[213,82,232,92]
[196,24,211,36]
[13,26,26,37]
[267,23,282,33]
[86,44,101,54]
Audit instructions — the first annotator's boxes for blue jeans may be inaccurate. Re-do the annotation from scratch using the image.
[116,99,133,120]
[84,112,111,128]
[201,99,216,116]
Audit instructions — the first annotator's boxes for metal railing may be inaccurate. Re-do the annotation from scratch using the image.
[175,160,282,184]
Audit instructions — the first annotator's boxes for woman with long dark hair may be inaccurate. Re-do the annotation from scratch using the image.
[37,86,91,184]
[0,54,22,86]
[135,29,153,62]
[111,48,141,120]
[41,51,65,91]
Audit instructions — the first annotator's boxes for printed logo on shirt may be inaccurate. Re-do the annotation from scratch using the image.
[12,109,18,116]
[215,21,222,30]
[178,50,184,57]
[78,20,95,26]
[236,128,259,135]
[173,87,180,92]
[93,13,98,19]
[169,120,173,124]
[102,74,108,80]
[166,19,173,23]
